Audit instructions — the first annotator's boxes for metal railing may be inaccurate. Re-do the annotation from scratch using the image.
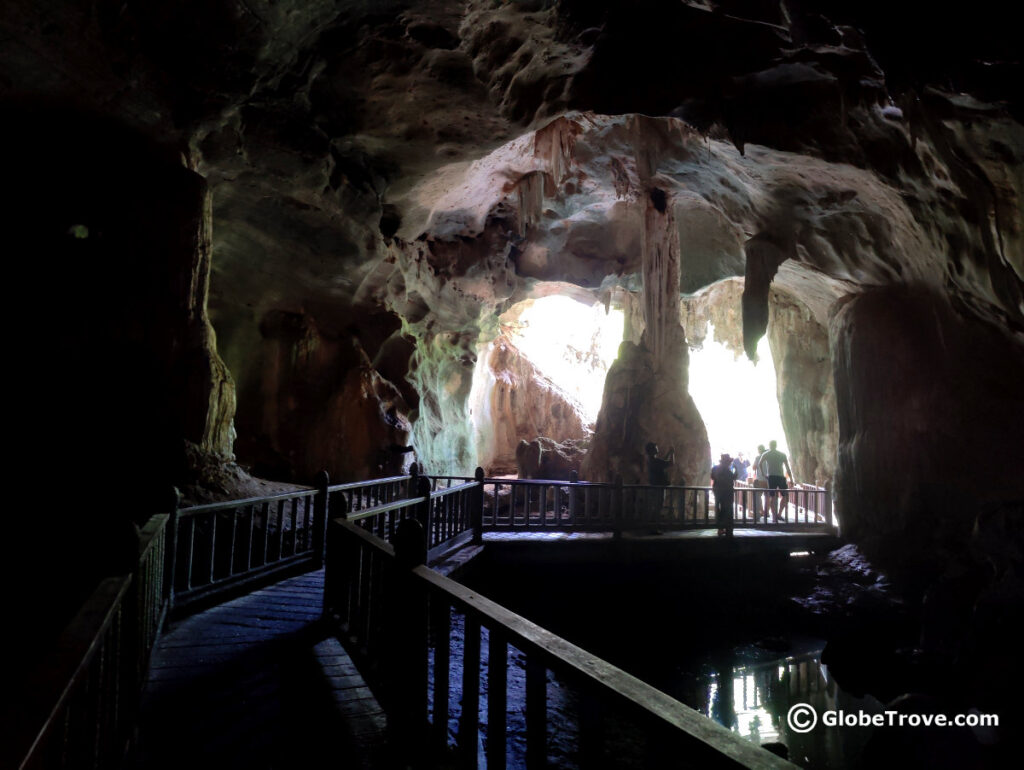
[324,515,795,769]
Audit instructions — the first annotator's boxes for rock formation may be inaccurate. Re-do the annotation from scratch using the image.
[4,0,1023,576]
[583,187,710,484]
[470,332,590,475]
[515,437,588,481]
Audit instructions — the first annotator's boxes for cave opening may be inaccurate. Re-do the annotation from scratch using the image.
[468,292,624,476]
[500,294,624,423]
[688,322,788,463]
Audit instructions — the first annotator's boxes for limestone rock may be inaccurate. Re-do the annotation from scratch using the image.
[471,334,590,475]
[830,286,1024,562]
[767,289,838,487]
[582,335,709,485]
[515,437,588,481]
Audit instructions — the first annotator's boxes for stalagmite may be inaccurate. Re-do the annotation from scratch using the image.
[581,188,710,485]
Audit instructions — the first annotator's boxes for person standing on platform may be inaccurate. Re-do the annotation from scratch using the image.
[752,444,768,522]
[645,442,676,522]
[646,442,675,486]
[731,452,750,481]
[711,453,737,537]
[758,440,795,523]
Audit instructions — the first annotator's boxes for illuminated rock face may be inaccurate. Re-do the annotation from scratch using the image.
[767,291,838,487]
[470,334,590,475]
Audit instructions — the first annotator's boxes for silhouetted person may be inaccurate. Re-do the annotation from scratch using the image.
[758,440,794,523]
[645,442,676,522]
[711,453,737,536]
[645,442,674,486]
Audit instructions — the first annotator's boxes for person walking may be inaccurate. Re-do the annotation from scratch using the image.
[758,440,795,523]
[711,453,737,536]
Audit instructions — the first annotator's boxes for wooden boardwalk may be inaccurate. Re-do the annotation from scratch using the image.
[126,570,386,770]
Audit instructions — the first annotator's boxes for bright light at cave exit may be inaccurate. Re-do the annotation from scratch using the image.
[688,323,788,461]
[512,296,623,422]
[514,298,787,459]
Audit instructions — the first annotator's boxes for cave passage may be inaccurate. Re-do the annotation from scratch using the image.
[689,323,788,463]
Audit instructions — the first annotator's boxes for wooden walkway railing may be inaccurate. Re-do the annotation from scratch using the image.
[324,516,795,769]
[13,516,170,770]
[18,467,825,769]
[439,472,834,535]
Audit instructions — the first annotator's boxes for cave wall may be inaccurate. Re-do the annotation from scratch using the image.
[4,0,1023,572]
[10,107,240,642]
[407,330,479,475]
[681,278,839,487]
[469,333,590,475]
[10,109,236,498]
[768,289,838,486]
[230,310,413,483]
[831,285,1024,565]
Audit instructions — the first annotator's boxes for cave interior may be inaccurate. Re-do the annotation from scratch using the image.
[4,0,1024,766]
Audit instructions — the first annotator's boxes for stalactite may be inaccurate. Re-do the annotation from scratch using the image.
[516,171,546,236]
[641,187,681,372]
[533,115,580,186]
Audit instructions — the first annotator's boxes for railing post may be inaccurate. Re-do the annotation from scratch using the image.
[389,518,429,762]
[824,485,836,534]
[569,470,578,524]
[312,470,329,569]
[164,487,180,606]
[613,475,623,539]
[415,476,432,550]
[473,466,485,545]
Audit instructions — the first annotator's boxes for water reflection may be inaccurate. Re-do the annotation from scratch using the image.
[692,651,884,769]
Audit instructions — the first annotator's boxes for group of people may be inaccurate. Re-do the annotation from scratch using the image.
[643,440,796,536]
[711,440,794,536]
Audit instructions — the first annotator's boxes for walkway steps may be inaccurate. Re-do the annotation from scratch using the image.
[126,569,387,769]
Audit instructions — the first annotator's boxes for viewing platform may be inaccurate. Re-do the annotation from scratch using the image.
[17,470,822,770]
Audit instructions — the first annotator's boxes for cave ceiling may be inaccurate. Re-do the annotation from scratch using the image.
[4,0,1022,360]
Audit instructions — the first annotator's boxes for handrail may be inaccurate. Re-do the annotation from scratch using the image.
[346,496,421,524]
[326,516,795,768]
[19,468,830,769]
[178,487,316,516]
[15,514,170,770]
[327,474,410,493]
[429,480,477,499]
[412,564,793,769]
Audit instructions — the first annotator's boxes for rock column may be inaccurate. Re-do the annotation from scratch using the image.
[582,189,710,484]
